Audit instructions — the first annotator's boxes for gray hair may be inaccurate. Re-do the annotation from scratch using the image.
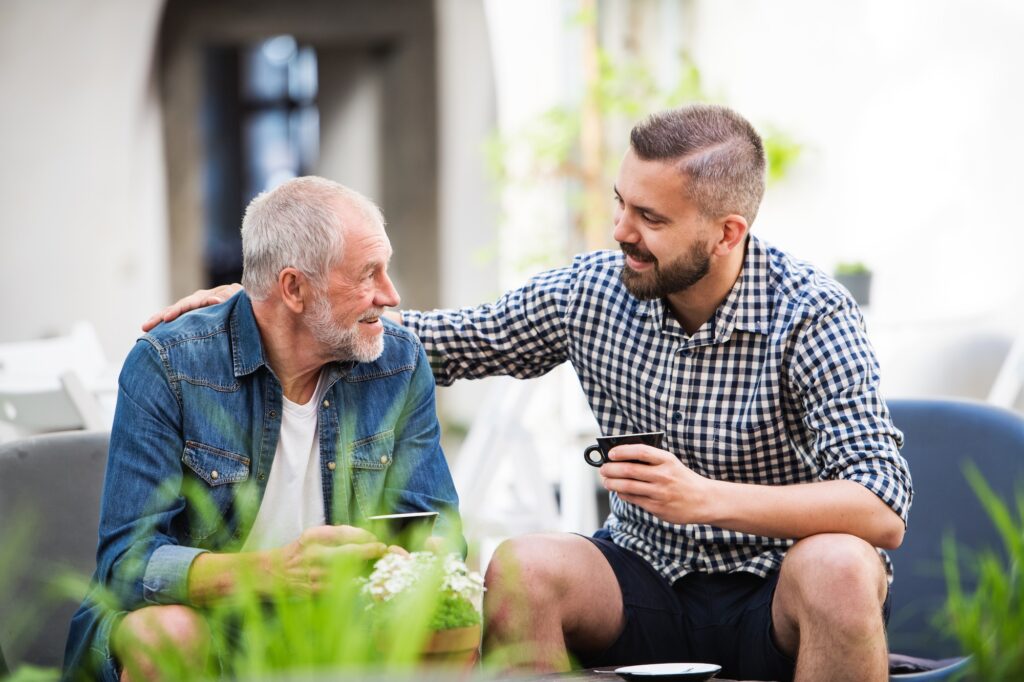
[240,176,384,300]
[629,104,766,225]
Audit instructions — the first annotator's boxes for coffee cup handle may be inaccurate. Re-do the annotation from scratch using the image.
[583,444,606,467]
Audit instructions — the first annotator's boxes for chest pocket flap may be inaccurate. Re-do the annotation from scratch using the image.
[182,441,251,486]
[349,430,395,470]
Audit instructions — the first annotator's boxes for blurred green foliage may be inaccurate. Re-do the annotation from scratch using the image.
[943,465,1024,680]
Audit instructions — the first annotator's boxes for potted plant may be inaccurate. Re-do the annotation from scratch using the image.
[361,552,485,666]
[834,261,873,306]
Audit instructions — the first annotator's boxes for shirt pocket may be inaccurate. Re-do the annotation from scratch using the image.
[349,429,395,519]
[706,420,791,484]
[180,440,251,541]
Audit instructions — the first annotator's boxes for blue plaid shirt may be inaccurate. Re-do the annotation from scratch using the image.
[404,235,912,581]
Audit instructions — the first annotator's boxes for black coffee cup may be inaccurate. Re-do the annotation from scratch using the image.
[583,431,665,467]
[365,511,439,550]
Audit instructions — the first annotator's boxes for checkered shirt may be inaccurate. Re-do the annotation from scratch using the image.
[403,235,912,582]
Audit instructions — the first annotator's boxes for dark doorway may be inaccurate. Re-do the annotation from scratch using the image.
[159,0,439,307]
[200,37,319,286]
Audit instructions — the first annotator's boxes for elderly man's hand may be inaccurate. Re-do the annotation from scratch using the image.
[141,284,243,332]
[270,524,387,595]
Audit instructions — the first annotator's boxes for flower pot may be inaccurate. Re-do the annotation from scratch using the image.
[420,624,481,667]
[835,272,872,306]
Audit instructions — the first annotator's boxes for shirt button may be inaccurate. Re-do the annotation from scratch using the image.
[327,461,336,471]
[269,410,277,418]
[258,473,266,481]
[323,399,330,408]
[210,470,219,480]
[671,411,683,423]
[380,455,389,465]
[678,348,691,357]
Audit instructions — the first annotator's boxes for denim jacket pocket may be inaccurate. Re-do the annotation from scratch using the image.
[182,441,251,485]
[349,430,395,518]
[180,441,251,541]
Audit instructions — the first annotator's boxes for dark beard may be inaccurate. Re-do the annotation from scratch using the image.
[619,241,711,299]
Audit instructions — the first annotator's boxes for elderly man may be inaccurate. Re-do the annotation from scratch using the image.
[148,105,912,682]
[66,177,461,681]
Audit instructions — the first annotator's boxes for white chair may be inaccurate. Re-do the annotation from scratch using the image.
[988,326,1024,410]
[452,366,601,567]
[0,322,114,436]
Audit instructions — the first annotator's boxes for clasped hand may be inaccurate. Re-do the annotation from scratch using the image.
[598,445,712,526]
[267,525,450,595]
[266,525,397,595]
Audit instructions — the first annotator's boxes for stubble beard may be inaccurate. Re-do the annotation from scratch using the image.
[307,293,385,363]
[619,240,713,300]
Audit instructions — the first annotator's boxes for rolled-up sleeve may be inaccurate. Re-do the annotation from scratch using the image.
[790,300,914,525]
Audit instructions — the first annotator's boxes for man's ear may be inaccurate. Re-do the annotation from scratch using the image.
[714,214,749,255]
[278,268,309,314]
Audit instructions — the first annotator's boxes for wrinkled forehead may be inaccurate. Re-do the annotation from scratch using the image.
[335,200,392,263]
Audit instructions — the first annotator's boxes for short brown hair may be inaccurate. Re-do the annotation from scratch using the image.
[630,104,766,225]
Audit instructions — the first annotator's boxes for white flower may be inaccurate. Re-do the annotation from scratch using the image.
[360,552,485,606]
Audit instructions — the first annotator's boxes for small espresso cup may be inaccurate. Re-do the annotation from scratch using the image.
[583,431,665,467]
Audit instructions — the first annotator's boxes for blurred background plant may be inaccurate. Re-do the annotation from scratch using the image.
[61,542,483,680]
[943,465,1024,681]
[1,478,482,680]
[484,1,802,273]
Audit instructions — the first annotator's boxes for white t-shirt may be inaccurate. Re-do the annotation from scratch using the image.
[242,372,329,551]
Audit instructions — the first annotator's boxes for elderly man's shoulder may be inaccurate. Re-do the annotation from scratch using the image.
[141,299,235,349]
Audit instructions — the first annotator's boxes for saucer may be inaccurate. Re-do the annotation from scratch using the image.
[614,663,721,681]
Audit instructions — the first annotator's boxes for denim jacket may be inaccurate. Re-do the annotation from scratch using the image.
[64,292,461,679]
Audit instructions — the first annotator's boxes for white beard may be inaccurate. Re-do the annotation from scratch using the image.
[306,293,384,363]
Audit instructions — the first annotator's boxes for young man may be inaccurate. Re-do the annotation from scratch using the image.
[147,105,912,682]
[68,177,462,681]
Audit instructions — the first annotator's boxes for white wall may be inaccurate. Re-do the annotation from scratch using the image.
[689,0,1024,346]
[1,0,1019,405]
[0,0,169,365]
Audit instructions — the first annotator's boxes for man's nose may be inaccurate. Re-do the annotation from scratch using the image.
[612,209,638,244]
[377,273,401,308]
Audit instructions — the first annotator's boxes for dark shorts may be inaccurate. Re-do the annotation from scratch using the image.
[578,533,891,682]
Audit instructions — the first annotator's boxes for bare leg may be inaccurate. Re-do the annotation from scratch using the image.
[483,533,624,673]
[113,605,211,682]
[772,533,890,682]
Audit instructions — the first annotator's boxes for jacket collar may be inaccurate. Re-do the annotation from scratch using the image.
[227,291,357,381]
[228,291,268,378]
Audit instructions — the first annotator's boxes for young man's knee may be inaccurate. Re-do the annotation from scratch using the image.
[793,534,883,579]
[487,535,573,593]
[782,534,888,612]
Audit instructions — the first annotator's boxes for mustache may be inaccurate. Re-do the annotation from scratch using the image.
[620,242,656,263]
[360,308,385,322]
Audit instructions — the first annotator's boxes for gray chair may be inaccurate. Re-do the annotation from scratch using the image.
[885,398,1024,679]
[0,431,109,672]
